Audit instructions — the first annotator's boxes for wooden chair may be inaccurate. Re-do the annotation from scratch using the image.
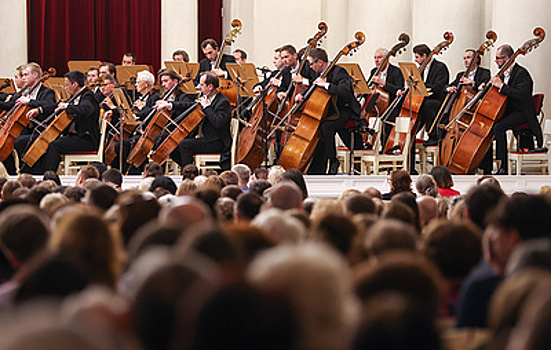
[360,116,412,175]
[508,119,551,175]
[62,118,108,175]
[194,118,240,172]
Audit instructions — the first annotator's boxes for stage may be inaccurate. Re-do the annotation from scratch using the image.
[49,174,551,198]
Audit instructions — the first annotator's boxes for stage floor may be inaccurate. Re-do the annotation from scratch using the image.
[50,174,551,198]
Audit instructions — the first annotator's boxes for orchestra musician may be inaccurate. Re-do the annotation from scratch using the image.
[0,65,25,108]
[122,52,136,66]
[87,66,102,98]
[233,49,248,63]
[3,63,56,174]
[276,44,315,101]
[487,44,544,175]
[295,48,361,175]
[20,70,100,174]
[172,50,190,62]
[170,71,232,170]
[446,49,491,94]
[196,38,237,84]
[111,70,160,174]
[99,74,122,130]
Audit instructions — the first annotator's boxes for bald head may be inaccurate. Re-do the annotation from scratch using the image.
[267,182,303,210]
[416,196,438,227]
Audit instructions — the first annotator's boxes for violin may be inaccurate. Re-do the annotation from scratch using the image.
[277,31,366,173]
[0,67,56,161]
[447,27,545,174]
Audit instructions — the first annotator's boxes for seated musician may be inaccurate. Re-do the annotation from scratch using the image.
[446,49,490,94]
[4,63,56,174]
[412,44,450,147]
[99,74,121,126]
[172,49,190,62]
[170,71,232,170]
[276,44,315,101]
[122,52,136,66]
[20,70,100,174]
[368,48,405,145]
[0,65,25,109]
[254,47,285,92]
[488,44,544,175]
[295,48,361,175]
[87,66,101,97]
[196,38,236,84]
[111,70,160,174]
[233,48,248,63]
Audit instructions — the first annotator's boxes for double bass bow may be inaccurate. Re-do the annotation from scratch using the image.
[436,30,497,166]
[237,21,328,170]
[215,19,242,107]
[447,27,545,174]
[0,67,56,161]
[22,79,100,167]
[277,31,366,173]
[126,80,183,168]
[381,31,454,154]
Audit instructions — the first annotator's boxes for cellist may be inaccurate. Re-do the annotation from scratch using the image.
[6,63,56,174]
[21,70,99,174]
[169,72,232,170]
[111,70,159,174]
[487,44,544,175]
[295,48,361,175]
[0,65,25,107]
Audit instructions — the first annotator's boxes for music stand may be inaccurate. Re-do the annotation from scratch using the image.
[44,77,68,101]
[111,88,138,171]
[398,62,428,171]
[0,78,16,94]
[67,60,103,73]
[226,63,259,98]
[116,65,151,91]
[338,63,372,95]
[164,61,199,94]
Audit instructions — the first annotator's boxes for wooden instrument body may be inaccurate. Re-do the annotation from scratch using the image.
[104,122,137,165]
[127,110,172,167]
[278,88,331,172]
[218,78,238,107]
[383,92,423,153]
[150,106,205,164]
[22,111,73,167]
[361,86,389,147]
[0,104,31,161]
[447,86,507,174]
[237,85,279,169]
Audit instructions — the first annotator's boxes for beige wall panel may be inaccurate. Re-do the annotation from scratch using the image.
[0,0,27,77]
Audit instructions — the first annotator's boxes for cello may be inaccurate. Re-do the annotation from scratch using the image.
[382,31,453,154]
[436,30,497,166]
[22,80,100,167]
[126,81,182,168]
[277,31,366,173]
[237,22,328,170]
[362,33,410,147]
[215,19,242,107]
[447,27,545,174]
[0,67,55,161]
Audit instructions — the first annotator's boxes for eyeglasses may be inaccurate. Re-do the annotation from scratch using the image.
[495,56,507,60]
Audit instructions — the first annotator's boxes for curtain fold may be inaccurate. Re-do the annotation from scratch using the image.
[28,0,161,75]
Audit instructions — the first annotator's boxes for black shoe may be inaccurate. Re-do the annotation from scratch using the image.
[328,159,340,175]
[423,139,439,147]
[529,146,548,153]
[410,169,419,175]
[494,168,507,175]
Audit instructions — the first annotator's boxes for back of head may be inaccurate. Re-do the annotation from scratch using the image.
[365,219,418,258]
[430,165,454,189]
[76,165,100,185]
[416,196,438,227]
[17,173,36,189]
[235,192,264,221]
[102,168,123,188]
[310,213,358,257]
[344,194,376,215]
[248,179,271,197]
[281,169,308,199]
[268,182,303,210]
[390,170,412,194]
[219,170,239,186]
[464,184,506,229]
[231,164,251,185]
[149,176,177,195]
[0,205,50,265]
[159,196,211,231]
[416,174,438,197]
[88,184,119,211]
[220,185,243,200]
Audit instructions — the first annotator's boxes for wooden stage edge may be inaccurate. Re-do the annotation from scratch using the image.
[25,174,551,198]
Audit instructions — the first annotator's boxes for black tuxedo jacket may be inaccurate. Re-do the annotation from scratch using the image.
[196,54,236,84]
[135,92,160,121]
[368,63,404,102]
[201,92,232,150]
[321,65,361,119]
[65,90,100,146]
[277,60,316,95]
[447,67,491,91]
[424,59,449,102]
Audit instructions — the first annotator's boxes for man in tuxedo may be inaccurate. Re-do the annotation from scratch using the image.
[295,48,361,174]
[196,38,236,84]
[490,44,543,174]
[170,72,232,170]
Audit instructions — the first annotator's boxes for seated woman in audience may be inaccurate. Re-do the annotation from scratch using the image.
[431,166,460,197]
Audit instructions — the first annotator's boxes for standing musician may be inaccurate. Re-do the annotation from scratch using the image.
[411,44,450,147]
[196,38,236,84]
[368,47,405,144]
[4,63,56,174]
[295,48,361,175]
[20,70,99,174]
[487,44,544,175]
[112,70,159,174]
[170,71,232,170]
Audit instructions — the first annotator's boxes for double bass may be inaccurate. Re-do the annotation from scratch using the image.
[22,80,100,167]
[382,31,454,154]
[362,33,410,147]
[0,68,55,161]
[277,31,366,173]
[127,81,182,168]
[436,30,497,166]
[447,27,545,174]
[237,22,328,170]
[215,19,242,107]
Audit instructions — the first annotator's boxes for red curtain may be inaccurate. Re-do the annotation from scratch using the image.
[198,0,223,60]
[27,0,161,75]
